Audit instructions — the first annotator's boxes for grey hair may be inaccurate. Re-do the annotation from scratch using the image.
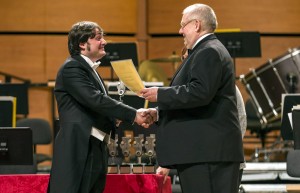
[183,4,218,32]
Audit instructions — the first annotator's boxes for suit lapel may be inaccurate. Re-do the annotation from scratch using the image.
[72,55,108,95]
[94,71,108,95]
[169,34,217,86]
[169,56,191,86]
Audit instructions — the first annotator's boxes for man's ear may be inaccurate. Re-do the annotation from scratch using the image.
[195,20,201,32]
[79,42,86,50]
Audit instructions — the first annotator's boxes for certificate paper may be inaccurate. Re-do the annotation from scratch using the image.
[110,59,145,95]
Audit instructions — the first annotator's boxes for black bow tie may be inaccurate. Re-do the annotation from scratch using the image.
[187,49,192,55]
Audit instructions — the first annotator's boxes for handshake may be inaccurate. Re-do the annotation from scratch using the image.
[134,108,157,128]
[133,87,160,128]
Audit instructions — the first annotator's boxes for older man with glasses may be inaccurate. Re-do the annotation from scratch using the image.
[141,4,244,193]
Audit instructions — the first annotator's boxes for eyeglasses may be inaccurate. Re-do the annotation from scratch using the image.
[180,19,196,29]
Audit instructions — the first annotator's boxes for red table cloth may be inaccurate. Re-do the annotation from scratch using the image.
[0,174,172,193]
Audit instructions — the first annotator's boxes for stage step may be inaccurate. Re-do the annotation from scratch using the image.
[241,184,287,193]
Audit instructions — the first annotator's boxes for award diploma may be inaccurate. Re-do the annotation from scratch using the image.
[110,59,145,96]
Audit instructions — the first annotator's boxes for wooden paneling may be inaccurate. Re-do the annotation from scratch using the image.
[0,35,46,82]
[148,0,300,34]
[147,37,183,78]
[216,0,300,33]
[0,35,139,82]
[287,185,300,193]
[0,0,46,31]
[0,0,137,33]
[45,0,137,33]
[45,36,69,80]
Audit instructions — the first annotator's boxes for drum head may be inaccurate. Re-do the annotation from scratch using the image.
[241,47,300,124]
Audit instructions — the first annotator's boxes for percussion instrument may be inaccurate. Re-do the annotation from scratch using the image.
[240,47,300,125]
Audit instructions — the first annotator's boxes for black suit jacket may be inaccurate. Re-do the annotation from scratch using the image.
[156,34,244,167]
[48,55,136,193]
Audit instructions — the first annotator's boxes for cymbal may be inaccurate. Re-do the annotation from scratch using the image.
[138,60,169,86]
[149,55,181,63]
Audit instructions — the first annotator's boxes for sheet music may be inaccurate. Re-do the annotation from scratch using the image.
[110,59,144,96]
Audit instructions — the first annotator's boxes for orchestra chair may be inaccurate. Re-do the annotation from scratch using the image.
[16,118,52,165]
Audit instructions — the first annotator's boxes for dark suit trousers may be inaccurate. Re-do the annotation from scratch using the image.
[79,136,108,193]
[176,162,240,193]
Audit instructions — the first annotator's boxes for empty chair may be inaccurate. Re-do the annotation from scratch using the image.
[16,118,52,164]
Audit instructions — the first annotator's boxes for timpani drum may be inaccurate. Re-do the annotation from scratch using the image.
[240,47,300,125]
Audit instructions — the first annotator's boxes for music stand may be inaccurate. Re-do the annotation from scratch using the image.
[0,96,16,127]
[215,32,261,74]
[100,42,139,80]
[0,83,29,116]
[281,94,300,140]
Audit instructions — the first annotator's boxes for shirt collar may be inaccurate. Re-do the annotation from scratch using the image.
[80,54,101,70]
[192,33,213,49]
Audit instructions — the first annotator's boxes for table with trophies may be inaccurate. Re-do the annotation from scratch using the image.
[107,133,157,175]
[0,132,172,193]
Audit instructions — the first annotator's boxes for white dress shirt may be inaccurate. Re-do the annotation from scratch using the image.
[80,54,110,142]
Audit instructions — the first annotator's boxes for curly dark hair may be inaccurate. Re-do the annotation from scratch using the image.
[68,21,103,56]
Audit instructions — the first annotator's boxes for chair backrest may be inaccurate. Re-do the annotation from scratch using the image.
[245,99,260,120]
[16,118,52,145]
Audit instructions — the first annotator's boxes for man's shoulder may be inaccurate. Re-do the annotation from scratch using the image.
[63,55,87,68]
[65,55,80,63]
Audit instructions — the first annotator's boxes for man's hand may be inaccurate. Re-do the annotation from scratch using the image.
[156,167,170,184]
[134,108,153,128]
[140,87,159,102]
[141,108,157,128]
